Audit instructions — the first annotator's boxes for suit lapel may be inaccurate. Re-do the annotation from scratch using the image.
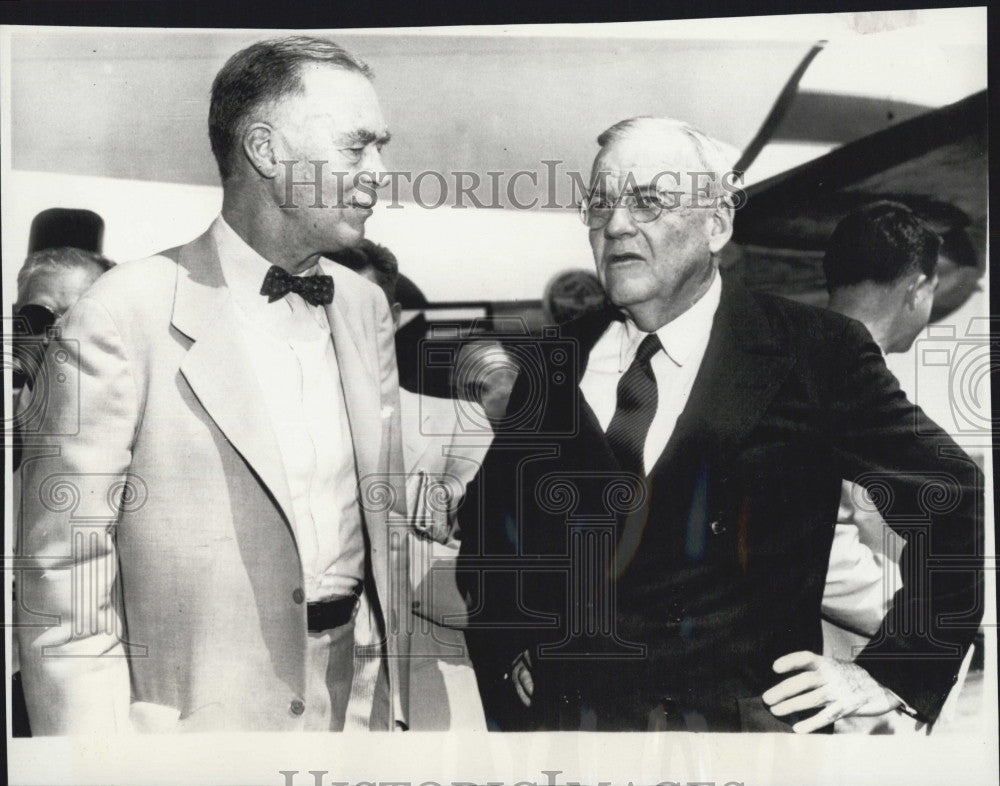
[565,305,622,469]
[651,277,796,475]
[172,229,297,530]
[323,264,381,487]
[576,387,619,468]
[560,284,794,477]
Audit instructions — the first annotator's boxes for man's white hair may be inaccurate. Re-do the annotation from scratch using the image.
[15,246,114,309]
[595,116,742,201]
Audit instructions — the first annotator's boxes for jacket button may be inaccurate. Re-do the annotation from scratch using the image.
[411,600,421,610]
[292,588,305,604]
[709,519,726,535]
[290,699,305,716]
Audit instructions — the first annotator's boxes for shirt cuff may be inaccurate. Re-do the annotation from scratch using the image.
[887,688,921,719]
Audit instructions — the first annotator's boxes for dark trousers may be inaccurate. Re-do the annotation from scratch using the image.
[12,672,32,737]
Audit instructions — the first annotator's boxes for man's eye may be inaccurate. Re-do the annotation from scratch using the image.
[632,192,661,207]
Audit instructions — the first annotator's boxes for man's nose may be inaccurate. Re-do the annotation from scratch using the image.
[604,203,638,238]
[359,148,389,189]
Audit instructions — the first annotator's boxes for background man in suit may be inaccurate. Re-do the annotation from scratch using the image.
[16,36,409,734]
[820,201,942,647]
[818,201,970,733]
[333,239,489,730]
[460,117,982,732]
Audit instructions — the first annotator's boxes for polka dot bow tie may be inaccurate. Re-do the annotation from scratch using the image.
[260,265,335,307]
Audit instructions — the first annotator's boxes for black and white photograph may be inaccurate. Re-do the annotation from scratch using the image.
[2,4,994,785]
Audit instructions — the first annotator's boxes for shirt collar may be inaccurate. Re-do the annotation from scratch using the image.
[622,271,722,368]
[211,215,322,315]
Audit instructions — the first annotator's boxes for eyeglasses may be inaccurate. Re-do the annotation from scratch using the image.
[12,303,59,337]
[579,190,686,229]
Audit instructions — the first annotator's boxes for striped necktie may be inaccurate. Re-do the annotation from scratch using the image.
[605,333,661,477]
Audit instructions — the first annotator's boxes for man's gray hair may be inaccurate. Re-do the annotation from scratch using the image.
[209,36,373,181]
[596,116,741,201]
[15,246,114,307]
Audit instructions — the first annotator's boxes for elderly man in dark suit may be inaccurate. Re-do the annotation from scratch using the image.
[459,117,983,733]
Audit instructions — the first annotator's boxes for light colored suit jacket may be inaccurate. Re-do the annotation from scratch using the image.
[16,226,409,734]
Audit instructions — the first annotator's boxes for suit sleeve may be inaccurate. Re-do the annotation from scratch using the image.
[16,297,139,735]
[455,372,539,672]
[454,437,526,714]
[830,318,984,723]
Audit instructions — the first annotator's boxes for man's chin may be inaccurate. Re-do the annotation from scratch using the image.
[323,224,366,253]
[605,285,647,310]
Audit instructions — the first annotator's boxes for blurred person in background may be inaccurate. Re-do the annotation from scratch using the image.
[331,239,489,730]
[9,245,113,737]
[449,269,606,437]
[542,268,608,325]
[824,201,940,354]
[452,340,519,424]
[12,247,113,417]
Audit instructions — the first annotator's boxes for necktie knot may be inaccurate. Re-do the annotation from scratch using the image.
[260,265,334,307]
[634,333,662,365]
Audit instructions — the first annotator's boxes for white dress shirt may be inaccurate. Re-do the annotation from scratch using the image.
[213,216,363,601]
[580,272,722,472]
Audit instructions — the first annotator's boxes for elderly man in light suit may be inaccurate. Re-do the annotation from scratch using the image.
[16,36,409,734]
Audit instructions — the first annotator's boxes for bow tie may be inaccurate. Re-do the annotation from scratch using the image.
[260,265,334,307]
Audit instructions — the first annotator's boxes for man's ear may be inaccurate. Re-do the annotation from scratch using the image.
[905,272,932,309]
[390,302,403,331]
[707,199,735,255]
[243,123,280,179]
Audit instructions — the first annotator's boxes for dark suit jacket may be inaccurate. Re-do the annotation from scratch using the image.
[458,275,983,732]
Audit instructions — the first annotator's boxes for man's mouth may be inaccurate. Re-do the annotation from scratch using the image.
[607,252,643,265]
[350,195,376,210]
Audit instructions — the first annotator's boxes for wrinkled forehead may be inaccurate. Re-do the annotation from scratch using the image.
[272,64,387,134]
[590,129,709,192]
